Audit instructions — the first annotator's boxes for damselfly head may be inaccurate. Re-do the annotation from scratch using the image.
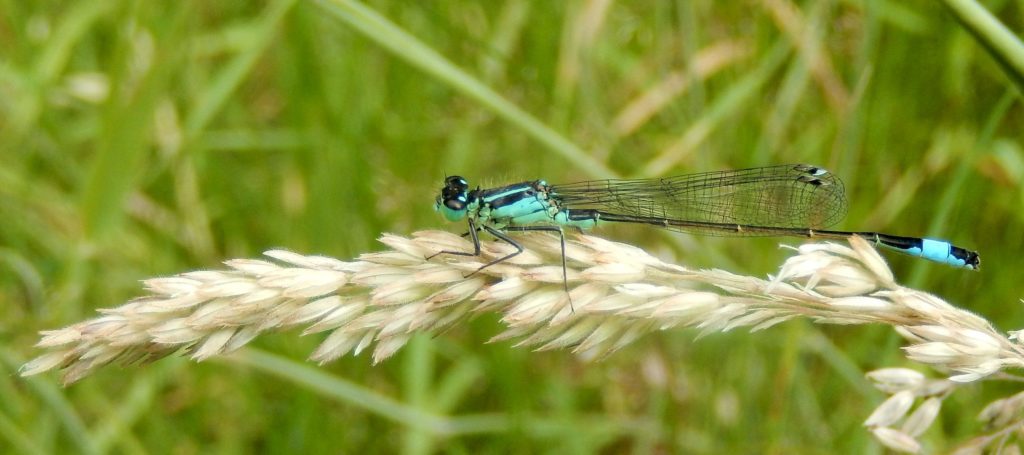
[435,175,470,221]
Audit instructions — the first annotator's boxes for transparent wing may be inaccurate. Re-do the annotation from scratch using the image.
[549,164,847,236]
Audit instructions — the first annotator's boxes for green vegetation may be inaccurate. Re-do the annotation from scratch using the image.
[2,0,1022,452]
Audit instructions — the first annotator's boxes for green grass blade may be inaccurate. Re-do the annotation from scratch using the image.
[313,0,616,178]
[185,0,298,136]
[940,0,1024,92]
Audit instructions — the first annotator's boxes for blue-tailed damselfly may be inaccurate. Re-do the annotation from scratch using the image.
[430,164,979,286]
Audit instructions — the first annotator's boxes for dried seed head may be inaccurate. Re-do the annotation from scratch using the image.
[18,231,1012,413]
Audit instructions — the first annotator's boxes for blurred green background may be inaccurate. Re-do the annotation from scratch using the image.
[3,0,1023,452]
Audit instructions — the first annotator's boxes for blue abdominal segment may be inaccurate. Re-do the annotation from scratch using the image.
[885,237,975,269]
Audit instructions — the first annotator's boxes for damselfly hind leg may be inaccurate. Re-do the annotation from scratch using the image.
[505,225,574,312]
[505,226,568,292]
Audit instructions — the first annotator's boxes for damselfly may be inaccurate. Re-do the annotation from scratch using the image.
[429,164,979,287]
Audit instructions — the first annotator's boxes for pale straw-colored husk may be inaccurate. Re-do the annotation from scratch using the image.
[19,231,1024,452]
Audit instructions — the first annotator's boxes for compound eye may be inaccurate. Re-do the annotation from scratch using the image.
[444,176,468,191]
[445,199,466,210]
